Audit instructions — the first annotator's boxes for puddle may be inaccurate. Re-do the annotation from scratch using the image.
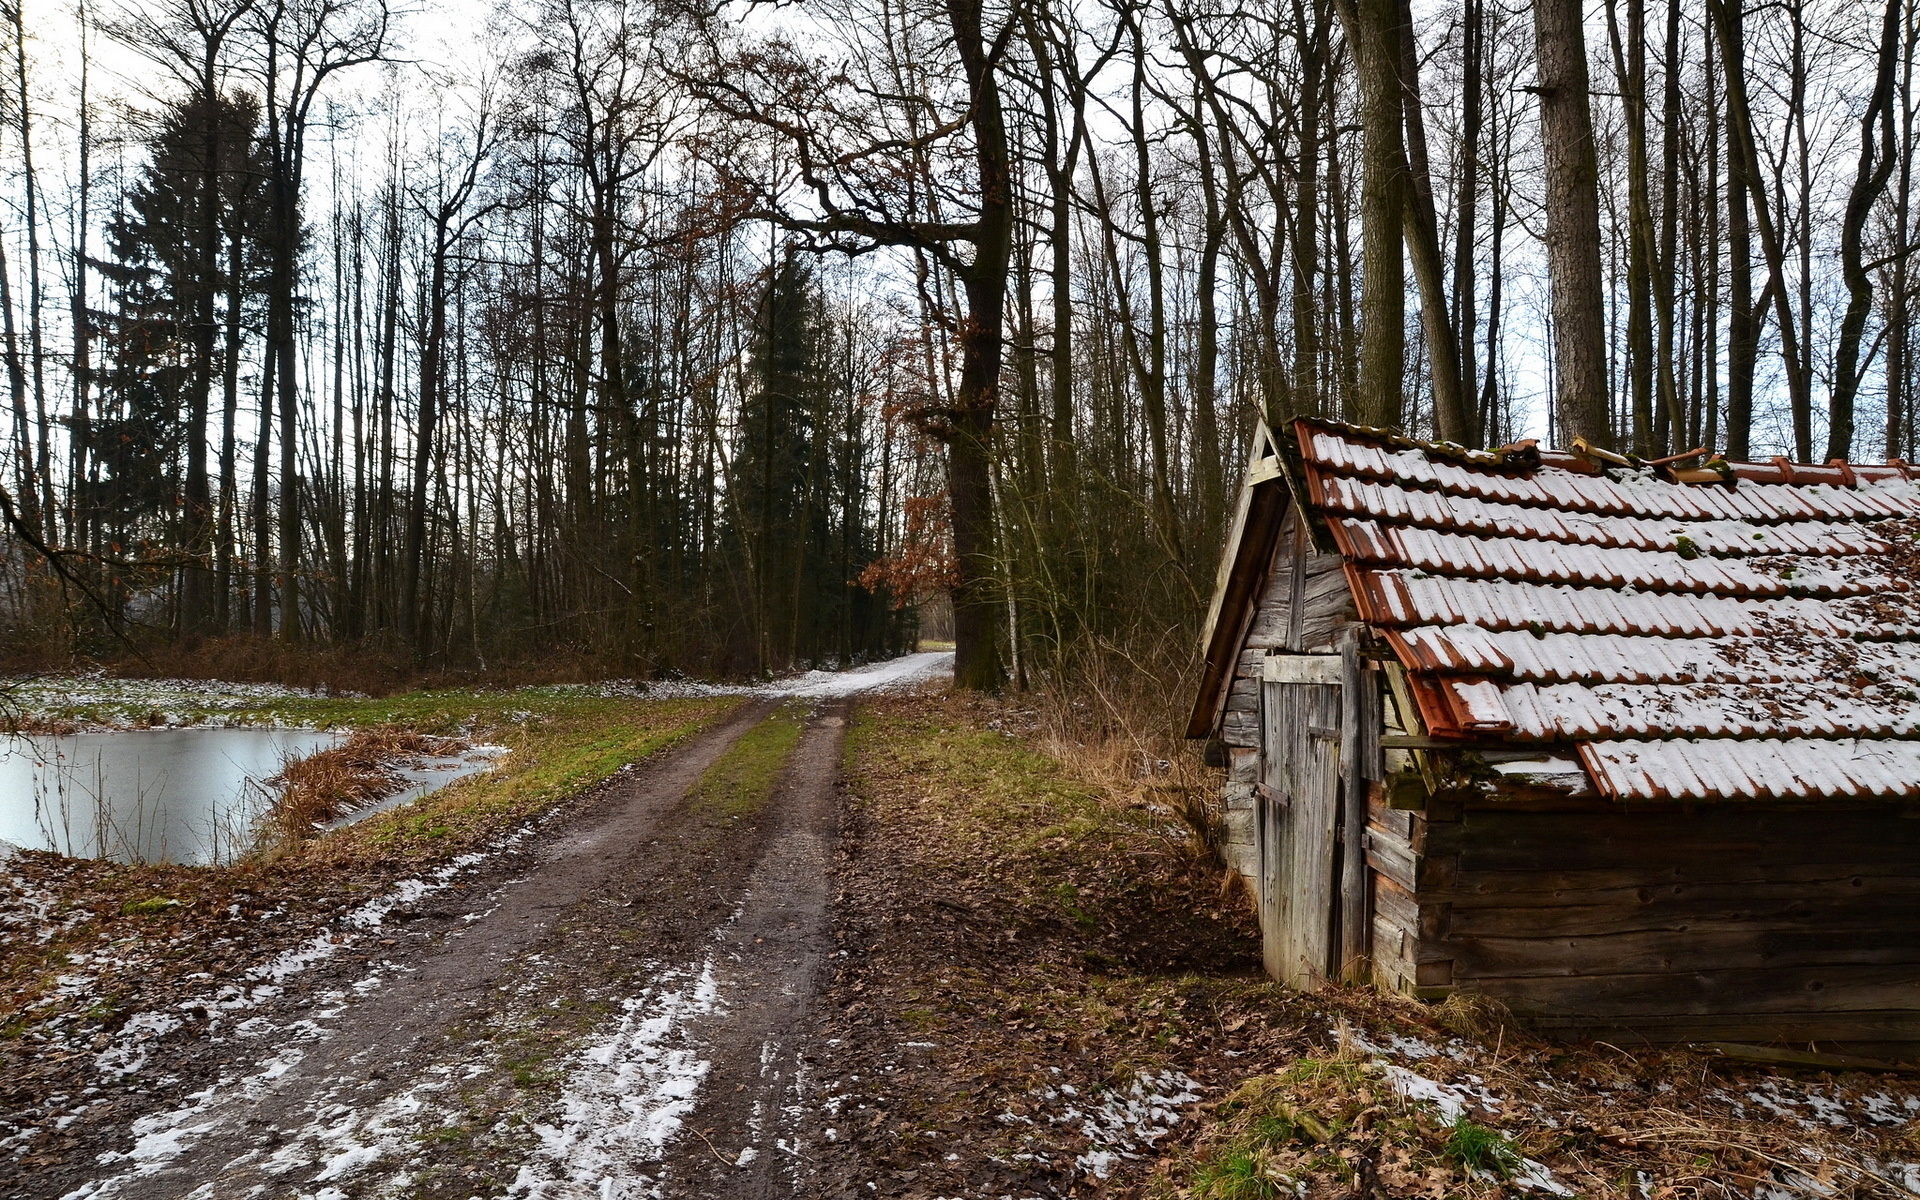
[0,729,504,865]
[0,727,337,864]
[320,746,508,831]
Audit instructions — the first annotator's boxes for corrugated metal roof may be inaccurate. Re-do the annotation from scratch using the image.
[1296,419,1920,803]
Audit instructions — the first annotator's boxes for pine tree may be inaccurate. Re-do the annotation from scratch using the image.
[89,91,271,621]
[734,253,827,670]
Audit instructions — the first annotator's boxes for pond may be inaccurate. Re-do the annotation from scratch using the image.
[0,728,501,866]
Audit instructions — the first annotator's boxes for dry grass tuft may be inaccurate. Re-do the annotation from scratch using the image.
[1024,632,1232,883]
[259,726,463,850]
[1432,990,1526,1046]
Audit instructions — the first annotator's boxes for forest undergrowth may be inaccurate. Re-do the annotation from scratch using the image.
[814,689,1920,1200]
[1,633,724,699]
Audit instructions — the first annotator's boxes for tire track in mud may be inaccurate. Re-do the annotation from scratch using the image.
[633,701,846,1200]
[42,696,785,1200]
[39,673,916,1200]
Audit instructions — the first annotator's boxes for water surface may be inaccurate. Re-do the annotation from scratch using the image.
[0,727,338,865]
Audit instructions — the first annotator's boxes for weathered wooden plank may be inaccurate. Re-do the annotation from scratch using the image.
[1521,1009,1920,1046]
[1465,964,1920,1017]
[1263,675,1342,989]
[1372,873,1420,936]
[1246,605,1290,648]
[1434,873,1920,909]
[1222,712,1258,748]
[1264,654,1343,684]
[1425,811,1920,872]
[1365,830,1419,893]
[1448,895,1920,938]
[1339,631,1370,980]
[1372,915,1414,989]
[1259,682,1288,981]
[1368,800,1415,840]
[1227,746,1259,783]
[1448,928,1920,978]
[1283,516,1309,651]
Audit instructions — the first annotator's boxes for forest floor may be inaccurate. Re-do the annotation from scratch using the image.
[4,663,1920,1199]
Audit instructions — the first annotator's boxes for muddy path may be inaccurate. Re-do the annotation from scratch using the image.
[23,662,936,1200]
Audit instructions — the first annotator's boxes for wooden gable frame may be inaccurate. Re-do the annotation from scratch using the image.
[1186,422,1294,739]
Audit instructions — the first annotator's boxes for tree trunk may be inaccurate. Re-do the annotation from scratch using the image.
[1396,0,1469,443]
[1830,0,1903,462]
[1534,0,1614,448]
[1710,0,1814,460]
[181,67,223,638]
[1606,0,1656,454]
[1719,5,1753,459]
[946,0,1009,692]
[1453,0,1483,445]
[1335,0,1407,430]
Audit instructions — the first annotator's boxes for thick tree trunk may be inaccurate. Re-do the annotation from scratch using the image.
[1606,0,1656,454]
[1336,0,1407,430]
[1396,0,1469,443]
[1711,0,1814,460]
[1656,0,1683,450]
[1720,5,1753,460]
[1533,0,1614,448]
[1291,0,1326,420]
[946,0,1009,692]
[1453,0,1483,446]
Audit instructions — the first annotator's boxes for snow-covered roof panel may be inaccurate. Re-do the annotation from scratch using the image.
[1295,419,1920,804]
[1332,517,1899,595]
[1306,424,1920,522]
[1387,625,1920,685]
[1579,738,1920,801]
[1448,679,1920,740]
[1351,571,1901,638]
[1313,474,1890,557]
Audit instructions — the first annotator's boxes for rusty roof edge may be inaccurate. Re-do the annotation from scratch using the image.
[1294,415,1546,475]
[1303,415,1920,488]
[1282,417,1342,555]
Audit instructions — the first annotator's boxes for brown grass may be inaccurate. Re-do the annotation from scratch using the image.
[259,725,464,850]
[1024,630,1230,879]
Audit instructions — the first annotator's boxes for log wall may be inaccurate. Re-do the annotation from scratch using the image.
[1408,801,1920,1048]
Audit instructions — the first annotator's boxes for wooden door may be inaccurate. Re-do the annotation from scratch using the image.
[1260,654,1343,989]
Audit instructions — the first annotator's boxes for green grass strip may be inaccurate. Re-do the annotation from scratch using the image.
[689,700,810,819]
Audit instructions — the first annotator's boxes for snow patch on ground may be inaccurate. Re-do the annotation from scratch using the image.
[1009,1068,1203,1180]
[506,954,726,1200]
[570,650,954,702]
[58,828,536,1198]
[2,673,348,729]
[769,651,954,697]
[1357,1029,1575,1197]
[88,845,503,1085]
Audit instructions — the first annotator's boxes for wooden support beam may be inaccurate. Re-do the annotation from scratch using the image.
[1339,629,1373,983]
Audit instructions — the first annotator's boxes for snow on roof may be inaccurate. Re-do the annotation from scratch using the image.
[1296,419,1920,803]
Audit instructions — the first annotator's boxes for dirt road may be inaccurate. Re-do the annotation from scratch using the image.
[32,654,948,1200]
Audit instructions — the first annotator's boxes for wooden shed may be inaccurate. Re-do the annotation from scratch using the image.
[1189,417,1920,1050]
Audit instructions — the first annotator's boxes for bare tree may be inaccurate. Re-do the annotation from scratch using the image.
[682,0,1018,690]
[249,0,391,640]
